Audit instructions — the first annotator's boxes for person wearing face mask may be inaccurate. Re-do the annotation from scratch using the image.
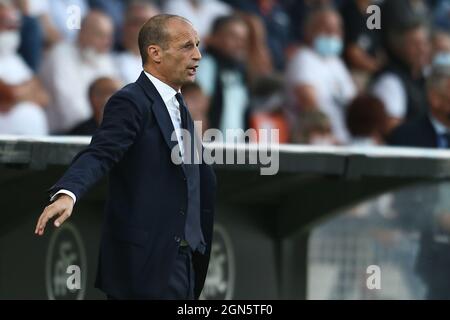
[431,30,450,67]
[285,6,356,145]
[40,10,118,134]
[387,65,450,299]
[0,0,49,135]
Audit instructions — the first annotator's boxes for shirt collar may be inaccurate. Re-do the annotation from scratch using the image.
[429,114,449,135]
[144,71,180,104]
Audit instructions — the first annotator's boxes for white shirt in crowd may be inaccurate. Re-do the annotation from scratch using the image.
[114,52,142,85]
[0,54,48,135]
[286,47,357,144]
[371,73,407,120]
[163,0,232,40]
[40,41,117,133]
[53,70,188,204]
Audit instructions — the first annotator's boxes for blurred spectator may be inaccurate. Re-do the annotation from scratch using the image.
[115,1,159,85]
[88,0,126,49]
[282,0,334,43]
[388,65,450,149]
[13,0,44,72]
[17,0,61,49]
[163,0,232,41]
[380,0,430,58]
[0,0,49,135]
[292,110,337,145]
[196,15,250,139]
[230,0,291,71]
[247,75,289,143]
[68,76,121,135]
[285,6,356,144]
[182,82,210,135]
[47,0,89,42]
[340,0,383,89]
[240,13,273,85]
[40,10,117,134]
[371,21,431,132]
[431,29,450,66]
[346,94,388,146]
[387,65,450,299]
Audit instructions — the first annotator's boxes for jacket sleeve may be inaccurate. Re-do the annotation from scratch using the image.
[47,91,146,201]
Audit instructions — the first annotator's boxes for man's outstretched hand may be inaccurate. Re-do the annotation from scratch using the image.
[35,195,74,236]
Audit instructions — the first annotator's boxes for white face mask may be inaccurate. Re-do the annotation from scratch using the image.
[80,47,109,66]
[0,31,20,56]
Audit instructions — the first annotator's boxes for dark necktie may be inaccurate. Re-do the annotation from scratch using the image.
[175,93,189,131]
[174,92,205,253]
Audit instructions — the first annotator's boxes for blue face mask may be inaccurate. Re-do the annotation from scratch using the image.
[433,52,450,67]
[313,35,343,57]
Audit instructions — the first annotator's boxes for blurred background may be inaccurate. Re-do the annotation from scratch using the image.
[2,0,450,300]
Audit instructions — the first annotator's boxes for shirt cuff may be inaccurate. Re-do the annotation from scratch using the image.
[50,189,76,204]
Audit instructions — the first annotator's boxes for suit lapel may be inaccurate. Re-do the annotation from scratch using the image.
[136,72,187,176]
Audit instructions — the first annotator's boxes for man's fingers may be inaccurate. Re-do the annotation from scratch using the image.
[35,205,63,235]
[54,208,71,228]
[35,207,50,234]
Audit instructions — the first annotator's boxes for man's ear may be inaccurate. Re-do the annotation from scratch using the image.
[147,45,162,64]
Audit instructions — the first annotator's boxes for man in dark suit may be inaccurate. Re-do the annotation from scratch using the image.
[388,64,450,299]
[35,14,217,300]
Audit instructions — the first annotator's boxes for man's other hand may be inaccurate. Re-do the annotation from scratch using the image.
[34,195,74,236]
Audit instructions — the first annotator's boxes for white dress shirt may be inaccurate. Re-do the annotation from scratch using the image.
[52,70,185,205]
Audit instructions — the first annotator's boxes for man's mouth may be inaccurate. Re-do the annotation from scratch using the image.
[187,66,198,74]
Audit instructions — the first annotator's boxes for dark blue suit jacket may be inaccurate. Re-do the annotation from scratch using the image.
[48,72,217,299]
[387,114,439,148]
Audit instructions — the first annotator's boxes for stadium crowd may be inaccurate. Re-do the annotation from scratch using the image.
[1,0,450,149]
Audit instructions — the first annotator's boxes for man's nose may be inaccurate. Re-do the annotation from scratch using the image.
[194,46,202,60]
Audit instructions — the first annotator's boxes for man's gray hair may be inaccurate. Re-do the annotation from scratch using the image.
[427,65,450,92]
[138,14,190,66]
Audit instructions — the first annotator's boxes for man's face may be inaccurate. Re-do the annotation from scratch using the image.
[432,33,450,56]
[0,5,20,32]
[311,11,343,41]
[216,21,249,62]
[79,14,114,54]
[429,79,450,126]
[158,19,202,88]
[402,27,431,70]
